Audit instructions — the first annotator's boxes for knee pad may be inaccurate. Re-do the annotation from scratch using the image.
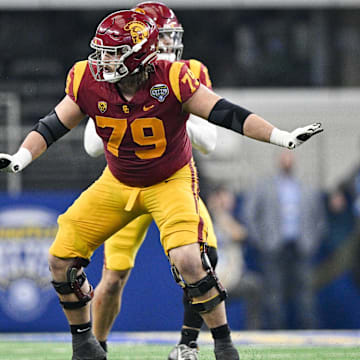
[171,243,227,314]
[51,257,94,310]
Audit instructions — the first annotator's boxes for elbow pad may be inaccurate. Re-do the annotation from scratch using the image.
[32,110,70,147]
[208,98,252,135]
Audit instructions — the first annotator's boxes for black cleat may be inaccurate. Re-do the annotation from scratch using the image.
[72,331,107,360]
[99,340,107,353]
[214,345,239,360]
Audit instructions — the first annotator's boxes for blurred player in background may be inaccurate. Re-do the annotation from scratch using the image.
[0,7,323,360]
[83,3,218,360]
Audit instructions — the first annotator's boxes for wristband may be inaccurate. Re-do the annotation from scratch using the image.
[269,128,291,148]
[12,147,32,172]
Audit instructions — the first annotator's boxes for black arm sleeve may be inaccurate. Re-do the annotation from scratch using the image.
[32,110,70,147]
[208,98,252,135]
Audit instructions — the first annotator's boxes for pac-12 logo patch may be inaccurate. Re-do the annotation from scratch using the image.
[98,101,108,113]
[150,84,169,102]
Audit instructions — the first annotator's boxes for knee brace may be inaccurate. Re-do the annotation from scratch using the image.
[207,246,218,269]
[51,257,94,310]
[171,244,227,314]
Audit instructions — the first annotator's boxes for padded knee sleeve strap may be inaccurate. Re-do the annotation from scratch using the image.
[191,293,225,314]
[171,244,227,314]
[187,271,227,314]
[52,273,87,295]
[186,273,217,298]
[60,291,93,310]
[51,257,93,310]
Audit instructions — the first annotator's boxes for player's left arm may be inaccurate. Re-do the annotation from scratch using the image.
[183,84,323,149]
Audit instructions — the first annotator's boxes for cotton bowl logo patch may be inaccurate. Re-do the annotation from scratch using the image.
[98,101,107,113]
[0,206,58,322]
[150,84,169,102]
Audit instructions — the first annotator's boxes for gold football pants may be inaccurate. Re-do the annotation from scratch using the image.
[49,161,216,268]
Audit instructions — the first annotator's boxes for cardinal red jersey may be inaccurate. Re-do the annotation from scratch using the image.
[65,59,200,187]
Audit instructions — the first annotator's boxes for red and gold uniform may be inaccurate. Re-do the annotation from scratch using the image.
[49,59,216,264]
[66,59,198,187]
[101,59,216,271]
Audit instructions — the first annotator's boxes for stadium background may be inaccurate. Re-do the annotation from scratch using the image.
[0,0,360,333]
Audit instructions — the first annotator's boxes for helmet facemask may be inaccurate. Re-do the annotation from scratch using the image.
[157,26,183,62]
[88,37,157,83]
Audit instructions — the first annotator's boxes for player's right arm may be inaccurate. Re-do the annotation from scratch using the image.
[0,61,87,173]
[0,95,85,173]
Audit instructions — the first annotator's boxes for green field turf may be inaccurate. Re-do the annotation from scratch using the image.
[0,343,359,360]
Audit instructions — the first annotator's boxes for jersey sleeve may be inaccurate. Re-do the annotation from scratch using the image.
[65,60,88,104]
[188,59,212,90]
[168,61,200,104]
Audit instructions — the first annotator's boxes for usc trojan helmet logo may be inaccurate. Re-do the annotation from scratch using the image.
[124,21,149,44]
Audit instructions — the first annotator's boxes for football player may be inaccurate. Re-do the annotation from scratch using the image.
[0,9,323,360]
[84,3,218,360]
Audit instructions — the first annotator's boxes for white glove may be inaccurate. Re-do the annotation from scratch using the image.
[0,148,32,173]
[270,122,323,149]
